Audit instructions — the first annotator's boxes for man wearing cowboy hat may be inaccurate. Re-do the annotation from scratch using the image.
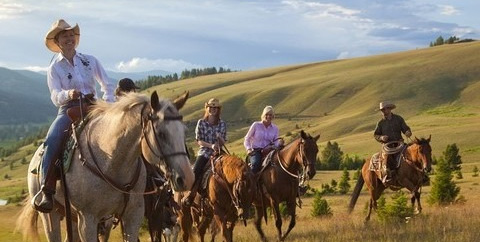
[374,101,412,184]
[33,19,114,213]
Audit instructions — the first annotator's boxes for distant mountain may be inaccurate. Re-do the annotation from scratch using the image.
[0,67,55,125]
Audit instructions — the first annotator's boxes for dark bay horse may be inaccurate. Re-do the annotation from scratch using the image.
[255,130,319,241]
[180,154,256,242]
[348,136,432,222]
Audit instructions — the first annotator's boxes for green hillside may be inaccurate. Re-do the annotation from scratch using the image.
[145,41,480,162]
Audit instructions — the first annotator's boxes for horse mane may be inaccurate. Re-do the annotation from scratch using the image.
[87,93,150,139]
[217,155,248,184]
[408,137,430,146]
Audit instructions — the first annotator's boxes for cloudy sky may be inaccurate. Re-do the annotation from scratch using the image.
[0,0,478,74]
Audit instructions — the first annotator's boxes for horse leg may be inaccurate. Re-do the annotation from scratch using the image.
[198,213,213,242]
[39,211,63,242]
[272,202,283,241]
[77,214,100,242]
[281,201,296,241]
[254,205,266,241]
[415,190,422,214]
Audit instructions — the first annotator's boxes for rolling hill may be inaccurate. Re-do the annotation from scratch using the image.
[145,41,480,163]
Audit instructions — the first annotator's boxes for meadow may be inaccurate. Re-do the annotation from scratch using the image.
[1,170,480,241]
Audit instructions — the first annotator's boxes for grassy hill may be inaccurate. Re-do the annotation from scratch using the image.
[144,41,480,163]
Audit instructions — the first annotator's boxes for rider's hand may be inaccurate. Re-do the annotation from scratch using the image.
[380,135,388,142]
[405,130,412,138]
[247,149,253,156]
[68,90,80,100]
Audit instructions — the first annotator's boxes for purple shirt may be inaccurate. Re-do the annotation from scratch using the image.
[244,121,280,151]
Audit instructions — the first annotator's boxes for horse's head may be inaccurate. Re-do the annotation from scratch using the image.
[410,135,433,173]
[300,130,320,179]
[141,91,194,191]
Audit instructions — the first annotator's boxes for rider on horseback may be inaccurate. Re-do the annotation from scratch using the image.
[33,19,114,213]
[244,105,284,174]
[374,101,412,185]
[182,98,227,207]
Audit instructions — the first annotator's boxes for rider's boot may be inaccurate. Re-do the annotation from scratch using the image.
[182,180,199,207]
[33,163,58,213]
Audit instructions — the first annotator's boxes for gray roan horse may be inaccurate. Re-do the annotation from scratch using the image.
[16,91,195,242]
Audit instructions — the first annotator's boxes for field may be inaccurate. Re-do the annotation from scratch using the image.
[1,169,480,241]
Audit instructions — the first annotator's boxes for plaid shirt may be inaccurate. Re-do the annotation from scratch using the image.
[195,119,227,158]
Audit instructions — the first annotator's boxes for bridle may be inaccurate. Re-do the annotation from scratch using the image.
[141,103,189,162]
[277,138,314,180]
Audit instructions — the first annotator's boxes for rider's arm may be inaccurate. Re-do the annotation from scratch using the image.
[243,122,257,153]
[373,120,386,143]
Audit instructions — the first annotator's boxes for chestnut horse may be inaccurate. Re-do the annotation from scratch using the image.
[180,154,256,242]
[255,130,319,242]
[348,136,432,222]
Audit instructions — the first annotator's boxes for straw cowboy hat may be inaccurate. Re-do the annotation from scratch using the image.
[45,19,80,53]
[379,101,396,110]
[205,98,221,108]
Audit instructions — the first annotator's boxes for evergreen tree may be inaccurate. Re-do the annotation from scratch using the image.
[435,36,444,46]
[428,157,460,205]
[443,143,462,172]
[320,141,343,170]
[338,168,351,194]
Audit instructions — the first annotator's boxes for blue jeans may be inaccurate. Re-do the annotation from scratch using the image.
[249,149,263,173]
[41,101,78,184]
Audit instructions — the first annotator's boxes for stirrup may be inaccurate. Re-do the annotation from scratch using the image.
[32,190,53,213]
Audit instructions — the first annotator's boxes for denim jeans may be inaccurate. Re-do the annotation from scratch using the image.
[249,149,263,173]
[41,101,78,184]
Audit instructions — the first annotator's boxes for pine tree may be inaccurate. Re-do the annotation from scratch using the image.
[428,157,460,205]
[443,143,462,179]
[338,168,351,194]
[320,141,343,170]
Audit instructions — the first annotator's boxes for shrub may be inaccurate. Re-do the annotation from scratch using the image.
[428,157,460,205]
[338,168,351,194]
[376,191,414,222]
[473,166,479,177]
[311,192,332,217]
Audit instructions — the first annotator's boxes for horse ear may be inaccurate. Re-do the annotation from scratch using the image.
[173,91,189,110]
[151,91,160,111]
[313,134,320,142]
[300,130,307,139]
[427,135,431,142]
[414,136,420,143]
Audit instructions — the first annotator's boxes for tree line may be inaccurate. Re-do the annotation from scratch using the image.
[429,35,475,47]
[135,66,235,90]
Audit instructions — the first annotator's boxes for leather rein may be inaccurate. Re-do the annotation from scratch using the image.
[276,139,312,179]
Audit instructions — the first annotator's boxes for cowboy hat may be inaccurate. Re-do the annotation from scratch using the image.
[45,19,80,53]
[379,101,396,110]
[205,98,221,108]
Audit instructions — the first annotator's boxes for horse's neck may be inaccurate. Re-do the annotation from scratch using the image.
[86,116,143,169]
[278,142,301,171]
[404,145,421,167]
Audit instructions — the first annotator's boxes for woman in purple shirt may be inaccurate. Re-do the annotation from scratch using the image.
[244,106,283,174]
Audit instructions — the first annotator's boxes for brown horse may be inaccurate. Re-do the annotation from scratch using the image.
[255,130,319,242]
[348,136,432,222]
[180,154,256,242]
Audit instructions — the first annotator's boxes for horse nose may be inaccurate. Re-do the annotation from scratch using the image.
[175,176,185,190]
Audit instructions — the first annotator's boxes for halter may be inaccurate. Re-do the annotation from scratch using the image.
[276,139,313,180]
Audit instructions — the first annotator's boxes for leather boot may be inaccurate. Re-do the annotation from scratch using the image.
[33,164,58,213]
[182,181,199,207]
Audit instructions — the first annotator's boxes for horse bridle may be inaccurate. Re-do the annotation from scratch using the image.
[141,103,189,162]
[277,138,313,179]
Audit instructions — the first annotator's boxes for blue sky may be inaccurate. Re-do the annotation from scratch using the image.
[0,0,478,74]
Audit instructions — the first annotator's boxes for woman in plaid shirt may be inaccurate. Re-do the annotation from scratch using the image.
[182,98,227,206]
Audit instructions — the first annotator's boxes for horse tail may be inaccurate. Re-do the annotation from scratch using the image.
[15,196,40,242]
[348,174,364,214]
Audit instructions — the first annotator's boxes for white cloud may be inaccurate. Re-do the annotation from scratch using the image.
[115,57,203,73]
[0,2,30,20]
[439,5,459,16]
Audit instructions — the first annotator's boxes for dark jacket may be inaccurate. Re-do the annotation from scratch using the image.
[374,113,411,143]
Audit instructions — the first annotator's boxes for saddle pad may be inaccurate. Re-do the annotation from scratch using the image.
[368,152,382,171]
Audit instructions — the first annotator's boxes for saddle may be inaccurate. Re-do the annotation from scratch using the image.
[369,142,406,182]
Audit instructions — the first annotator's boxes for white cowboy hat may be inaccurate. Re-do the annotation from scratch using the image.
[379,101,396,110]
[45,19,80,53]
